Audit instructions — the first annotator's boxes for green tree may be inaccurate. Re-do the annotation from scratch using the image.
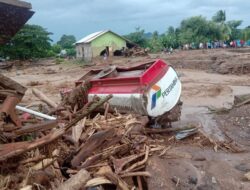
[178,16,223,45]
[0,24,52,59]
[148,31,162,52]
[161,26,180,49]
[57,35,76,49]
[51,44,62,54]
[242,27,250,41]
[124,27,148,48]
[212,10,226,23]
[179,16,210,45]
[227,20,242,40]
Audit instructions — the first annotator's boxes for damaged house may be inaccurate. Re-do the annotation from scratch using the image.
[75,30,135,61]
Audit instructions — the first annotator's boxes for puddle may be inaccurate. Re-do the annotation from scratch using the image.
[174,105,226,141]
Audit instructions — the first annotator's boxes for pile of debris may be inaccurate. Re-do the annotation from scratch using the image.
[124,47,149,57]
[0,74,239,190]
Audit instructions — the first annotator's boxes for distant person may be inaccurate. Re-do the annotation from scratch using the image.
[230,41,233,48]
[211,41,215,48]
[207,42,211,49]
[223,42,227,48]
[103,53,108,60]
[199,42,204,49]
[168,47,173,54]
[240,40,245,47]
[233,41,236,48]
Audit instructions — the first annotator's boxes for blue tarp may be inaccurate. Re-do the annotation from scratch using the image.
[247,40,250,46]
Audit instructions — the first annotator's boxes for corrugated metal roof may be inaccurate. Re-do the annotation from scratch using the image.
[75,30,137,47]
[75,30,109,44]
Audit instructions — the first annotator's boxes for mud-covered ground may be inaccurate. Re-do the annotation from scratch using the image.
[1,48,250,189]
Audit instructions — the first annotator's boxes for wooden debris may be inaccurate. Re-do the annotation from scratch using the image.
[244,172,250,181]
[122,146,150,173]
[71,128,118,168]
[2,73,243,190]
[144,125,197,134]
[97,166,130,190]
[234,94,250,107]
[56,169,90,190]
[20,186,32,190]
[85,177,112,187]
[72,117,86,144]
[31,158,55,171]
[0,95,113,161]
[0,73,27,100]
[112,152,146,174]
[81,144,130,169]
[121,171,151,178]
[20,155,46,165]
[14,120,57,136]
[32,88,58,108]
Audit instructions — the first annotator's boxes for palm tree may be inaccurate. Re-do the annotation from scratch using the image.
[212,10,226,23]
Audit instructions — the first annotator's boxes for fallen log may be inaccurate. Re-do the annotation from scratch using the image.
[32,88,58,108]
[0,73,27,100]
[14,120,58,136]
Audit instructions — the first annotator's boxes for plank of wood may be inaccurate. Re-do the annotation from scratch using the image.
[14,120,58,136]
[32,88,58,108]
[71,128,117,168]
[0,73,27,99]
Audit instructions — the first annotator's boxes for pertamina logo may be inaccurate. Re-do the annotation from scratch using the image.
[151,85,161,109]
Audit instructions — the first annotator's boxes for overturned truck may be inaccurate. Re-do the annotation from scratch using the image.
[76,60,182,126]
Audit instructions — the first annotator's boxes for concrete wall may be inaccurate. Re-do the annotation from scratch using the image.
[91,32,126,57]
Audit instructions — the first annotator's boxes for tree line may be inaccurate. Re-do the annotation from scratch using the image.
[125,10,250,52]
[1,10,250,60]
[0,25,76,60]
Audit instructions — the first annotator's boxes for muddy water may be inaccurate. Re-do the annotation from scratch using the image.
[177,69,250,142]
[178,105,226,141]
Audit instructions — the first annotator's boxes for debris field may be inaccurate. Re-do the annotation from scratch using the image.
[0,48,250,190]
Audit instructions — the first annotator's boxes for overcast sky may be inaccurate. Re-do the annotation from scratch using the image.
[28,0,250,43]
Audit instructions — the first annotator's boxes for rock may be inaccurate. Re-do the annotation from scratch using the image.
[211,176,217,184]
[244,172,250,181]
[188,176,198,185]
[197,184,217,190]
[235,163,250,172]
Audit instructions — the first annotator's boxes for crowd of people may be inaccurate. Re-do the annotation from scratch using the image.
[183,39,249,50]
